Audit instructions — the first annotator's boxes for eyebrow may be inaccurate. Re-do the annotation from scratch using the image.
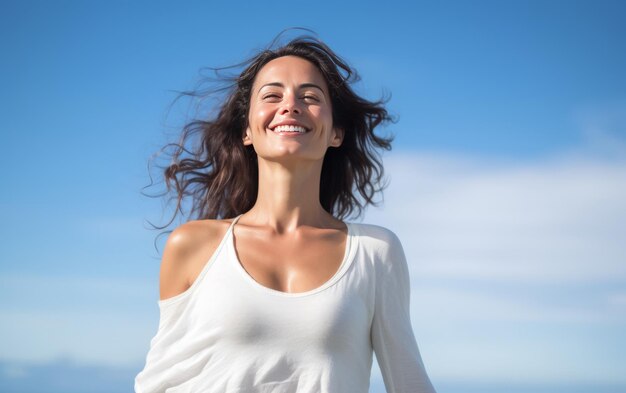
[257,82,326,94]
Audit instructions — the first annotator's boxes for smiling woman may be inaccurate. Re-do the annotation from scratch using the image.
[136,29,437,393]
[244,55,342,163]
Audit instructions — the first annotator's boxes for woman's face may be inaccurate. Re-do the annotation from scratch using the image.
[243,55,343,162]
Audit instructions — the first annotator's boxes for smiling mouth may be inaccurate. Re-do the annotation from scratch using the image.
[270,125,309,134]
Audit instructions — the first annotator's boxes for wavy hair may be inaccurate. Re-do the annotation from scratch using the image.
[143,29,396,239]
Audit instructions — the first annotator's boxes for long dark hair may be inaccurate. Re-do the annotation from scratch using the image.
[143,29,396,240]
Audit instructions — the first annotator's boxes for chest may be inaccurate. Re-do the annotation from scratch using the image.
[232,226,348,294]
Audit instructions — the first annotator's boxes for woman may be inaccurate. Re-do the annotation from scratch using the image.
[135,31,436,393]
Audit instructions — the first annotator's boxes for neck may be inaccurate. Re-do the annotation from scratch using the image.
[245,157,336,233]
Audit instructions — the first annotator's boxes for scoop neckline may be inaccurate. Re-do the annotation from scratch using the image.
[228,214,357,298]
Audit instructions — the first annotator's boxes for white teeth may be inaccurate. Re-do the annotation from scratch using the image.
[273,125,307,133]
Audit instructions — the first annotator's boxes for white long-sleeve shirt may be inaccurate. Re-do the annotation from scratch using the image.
[135,214,436,393]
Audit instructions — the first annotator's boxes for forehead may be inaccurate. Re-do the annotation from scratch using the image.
[253,56,328,91]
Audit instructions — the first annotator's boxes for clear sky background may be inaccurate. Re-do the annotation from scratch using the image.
[1,1,625,392]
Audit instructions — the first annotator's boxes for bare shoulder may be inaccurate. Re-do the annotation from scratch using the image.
[159,218,233,301]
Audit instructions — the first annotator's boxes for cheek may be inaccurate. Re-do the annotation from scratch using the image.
[306,105,322,118]
[249,105,273,128]
[313,106,333,125]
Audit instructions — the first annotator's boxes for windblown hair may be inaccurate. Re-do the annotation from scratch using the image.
[144,29,396,236]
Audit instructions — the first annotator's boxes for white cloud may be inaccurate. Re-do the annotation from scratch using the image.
[367,150,626,284]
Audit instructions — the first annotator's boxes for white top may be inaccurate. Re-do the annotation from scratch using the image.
[135,214,436,393]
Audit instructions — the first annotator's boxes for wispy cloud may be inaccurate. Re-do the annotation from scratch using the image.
[0,358,134,393]
[0,275,156,368]
[369,149,626,284]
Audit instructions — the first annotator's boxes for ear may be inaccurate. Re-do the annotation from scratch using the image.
[242,126,253,146]
[329,126,344,148]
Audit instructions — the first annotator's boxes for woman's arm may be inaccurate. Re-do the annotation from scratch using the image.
[371,232,437,393]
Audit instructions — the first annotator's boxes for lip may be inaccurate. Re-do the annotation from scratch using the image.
[268,129,309,138]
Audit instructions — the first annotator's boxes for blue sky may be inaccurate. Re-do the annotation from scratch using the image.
[1,1,625,392]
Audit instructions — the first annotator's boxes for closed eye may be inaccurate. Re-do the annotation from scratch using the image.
[262,94,320,102]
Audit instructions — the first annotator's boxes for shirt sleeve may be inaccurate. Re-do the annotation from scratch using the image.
[371,232,437,393]
[135,300,190,393]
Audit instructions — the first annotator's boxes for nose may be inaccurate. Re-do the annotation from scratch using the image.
[278,94,301,115]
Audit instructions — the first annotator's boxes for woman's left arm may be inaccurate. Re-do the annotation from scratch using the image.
[371,231,437,393]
